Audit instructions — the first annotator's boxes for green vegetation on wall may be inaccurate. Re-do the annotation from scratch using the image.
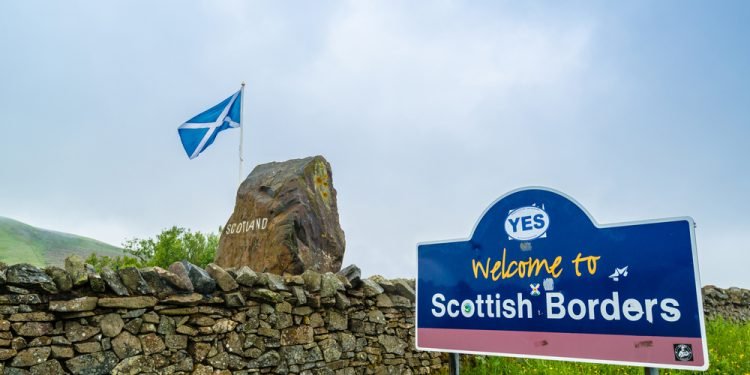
[86,226,219,270]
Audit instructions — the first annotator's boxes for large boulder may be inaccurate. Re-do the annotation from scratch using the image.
[215,156,346,274]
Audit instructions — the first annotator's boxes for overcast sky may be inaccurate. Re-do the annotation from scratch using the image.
[1,1,748,287]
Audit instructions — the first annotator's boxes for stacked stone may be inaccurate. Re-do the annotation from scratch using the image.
[702,285,750,323]
[0,257,444,374]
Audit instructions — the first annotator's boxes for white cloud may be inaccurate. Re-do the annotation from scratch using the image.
[293,2,593,138]
[264,2,598,278]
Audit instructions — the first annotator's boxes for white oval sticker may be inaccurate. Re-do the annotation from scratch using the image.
[504,206,549,241]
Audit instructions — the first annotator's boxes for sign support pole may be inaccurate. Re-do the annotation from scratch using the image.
[644,367,659,375]
[449,353,459,375]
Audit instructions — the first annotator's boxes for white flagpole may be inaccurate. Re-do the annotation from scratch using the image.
[239,82,245,186]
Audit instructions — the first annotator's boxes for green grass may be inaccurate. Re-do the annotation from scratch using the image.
[460,319,749,374]
[0,216,124,267]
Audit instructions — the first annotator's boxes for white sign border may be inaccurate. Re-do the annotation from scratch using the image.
[415,186,709,371]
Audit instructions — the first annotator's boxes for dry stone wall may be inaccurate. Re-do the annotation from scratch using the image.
[0,259,444,375]
[3,256,744,375]
[702,285,750,323]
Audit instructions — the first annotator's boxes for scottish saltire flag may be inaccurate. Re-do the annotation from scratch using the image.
[178,89,242,159]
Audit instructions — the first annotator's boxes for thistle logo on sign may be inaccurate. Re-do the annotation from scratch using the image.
[505,205,549,240]
[461,301,474,317]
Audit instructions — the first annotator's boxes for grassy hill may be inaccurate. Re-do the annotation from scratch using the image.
[0,216,124,267]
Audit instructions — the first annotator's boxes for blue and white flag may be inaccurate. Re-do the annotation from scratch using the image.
[178,89,242,159]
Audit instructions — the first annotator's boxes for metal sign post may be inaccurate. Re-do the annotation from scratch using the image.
[449,353,460,375]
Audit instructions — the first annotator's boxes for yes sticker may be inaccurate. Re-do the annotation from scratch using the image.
[505,206,549,241]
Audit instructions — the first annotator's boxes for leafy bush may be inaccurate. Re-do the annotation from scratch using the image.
[85,253,141,272]
[87,226,219,271]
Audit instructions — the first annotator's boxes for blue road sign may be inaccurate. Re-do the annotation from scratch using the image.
[416,187,707,370]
